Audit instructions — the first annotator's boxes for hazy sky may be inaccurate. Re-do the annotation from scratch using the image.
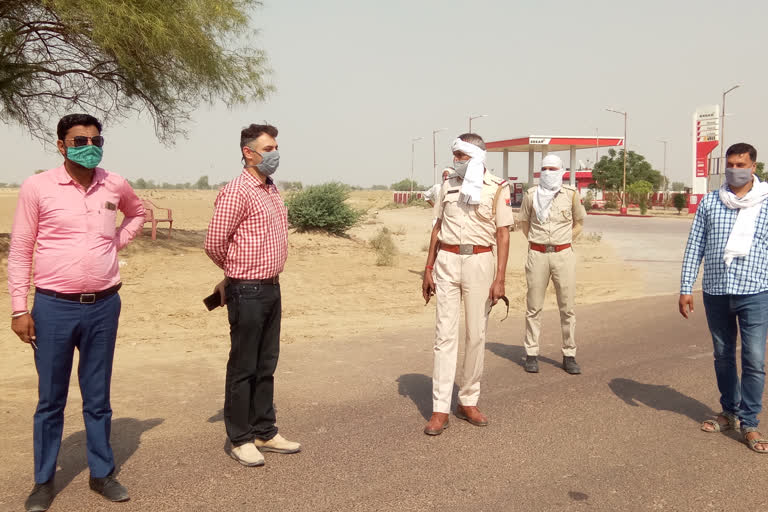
[2,0,767,188]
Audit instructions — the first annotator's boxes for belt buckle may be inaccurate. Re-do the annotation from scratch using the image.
[459,244,474,255]
[545,246,556,253]
[80,293,96,304]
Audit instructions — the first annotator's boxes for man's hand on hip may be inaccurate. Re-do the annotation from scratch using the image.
[489,278,505,306]
[679,294,694,319]
[11,313,36,345]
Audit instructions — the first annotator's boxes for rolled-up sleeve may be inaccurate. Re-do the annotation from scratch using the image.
[116,178,145,250]
[8,180,39,311]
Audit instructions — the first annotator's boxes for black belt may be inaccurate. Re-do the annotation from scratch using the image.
[35,283,122,304]
[229,276,279,285]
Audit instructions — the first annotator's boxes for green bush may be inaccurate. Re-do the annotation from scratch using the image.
[391,178,426,191]
[673,193,687,214]
[370,227,397,266]
[286,182,362,235]
[604,198,618,210]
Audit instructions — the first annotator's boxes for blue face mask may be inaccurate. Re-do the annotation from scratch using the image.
[66,145,103,169]
[256,150,280,176]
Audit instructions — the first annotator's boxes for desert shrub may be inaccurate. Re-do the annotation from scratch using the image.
[370,227,397,266]
[286,182,361,235]
[604,198,618,210]
[583,190,594,212]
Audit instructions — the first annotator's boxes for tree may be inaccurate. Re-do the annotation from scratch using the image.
[391,178,425,191]
[627,180,653,214]
[1,0,271,143]
[756,162,766,182]
[671,181,686,192]
[592,149,663,192]
[673,193,687,214]
[194,175,210,190]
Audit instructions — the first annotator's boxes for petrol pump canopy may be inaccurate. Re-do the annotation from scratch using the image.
[486,136,624,153]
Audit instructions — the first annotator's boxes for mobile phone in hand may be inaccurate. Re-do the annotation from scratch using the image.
[203,291,222,311]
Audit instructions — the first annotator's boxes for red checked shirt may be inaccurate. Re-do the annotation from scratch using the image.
[204,169,288,279]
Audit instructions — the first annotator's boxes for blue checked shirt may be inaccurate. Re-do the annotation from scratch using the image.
[681,190,768,295]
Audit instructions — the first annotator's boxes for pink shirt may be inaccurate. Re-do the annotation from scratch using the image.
[7,165,145,311]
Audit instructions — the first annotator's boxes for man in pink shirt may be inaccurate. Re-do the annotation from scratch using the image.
[8,114,145,512]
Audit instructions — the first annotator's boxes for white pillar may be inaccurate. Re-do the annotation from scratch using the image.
[569,146,577,187]
[503,149,509,180]
[528,148,534,185]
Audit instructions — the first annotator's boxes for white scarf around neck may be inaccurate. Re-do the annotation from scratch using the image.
[533,155,566,222]
[451,138,486,205]
[719,175,768,266]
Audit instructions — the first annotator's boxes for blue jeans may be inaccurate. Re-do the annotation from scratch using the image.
[31,292,121,483]
[703,291,768,429]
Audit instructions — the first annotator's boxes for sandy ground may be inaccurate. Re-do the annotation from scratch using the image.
[0,188,648,354]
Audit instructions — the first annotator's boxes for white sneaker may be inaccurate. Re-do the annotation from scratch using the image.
[229,441,265,466]
[253,434,301,454]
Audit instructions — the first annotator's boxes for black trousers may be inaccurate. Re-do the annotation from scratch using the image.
[224,282,281,445]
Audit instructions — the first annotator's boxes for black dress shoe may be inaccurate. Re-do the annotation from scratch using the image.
[25,480,55,512]
[563,356,581,375]
[524,355,539,373]
[89,474,130,502]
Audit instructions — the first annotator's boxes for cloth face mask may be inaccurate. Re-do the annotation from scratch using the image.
[255,150,280,176]
[539,170,564,190]
[453,159,470,178]
[725,167,753,188]
[66,145,103,169]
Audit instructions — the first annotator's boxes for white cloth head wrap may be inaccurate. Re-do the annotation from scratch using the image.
[533,155,566,222]
[719,175,768,265]
[451,138,486,205]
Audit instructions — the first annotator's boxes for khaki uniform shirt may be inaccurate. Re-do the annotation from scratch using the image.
[518,185,586,245]
[435,173,514,246]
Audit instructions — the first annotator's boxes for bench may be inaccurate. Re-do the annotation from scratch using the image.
[141,199,173,240]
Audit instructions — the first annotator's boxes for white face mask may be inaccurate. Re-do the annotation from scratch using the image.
[540,169,564,190]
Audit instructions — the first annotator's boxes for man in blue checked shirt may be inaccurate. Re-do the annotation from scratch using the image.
[680,142,768,454]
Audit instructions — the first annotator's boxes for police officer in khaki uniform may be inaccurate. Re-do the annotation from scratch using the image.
[518,154,586,375]
[421,133,514,435]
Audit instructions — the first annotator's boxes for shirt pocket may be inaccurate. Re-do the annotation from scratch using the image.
[476,194,495,221]
[442,191,460,217]
[100,207,117,238]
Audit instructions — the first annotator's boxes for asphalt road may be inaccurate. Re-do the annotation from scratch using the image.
[584,215,696,295]
[2,292,766,511]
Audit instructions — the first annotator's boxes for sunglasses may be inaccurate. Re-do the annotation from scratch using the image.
[65,136,105,147]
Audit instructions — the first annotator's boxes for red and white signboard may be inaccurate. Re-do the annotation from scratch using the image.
[694,105,720,178]
[690,105,721,210]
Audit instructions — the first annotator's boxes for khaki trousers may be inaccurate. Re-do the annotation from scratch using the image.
[524,247,576,357]
[432,250,495,414]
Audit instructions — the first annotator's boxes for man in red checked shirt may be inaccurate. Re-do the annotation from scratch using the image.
[8,114,145,512]
[204,123,300,468]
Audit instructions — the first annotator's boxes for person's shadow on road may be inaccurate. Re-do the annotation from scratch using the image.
[486,342,561,369]
[608,378,716,424]
[55,417,164,493]
[397,373,458,420]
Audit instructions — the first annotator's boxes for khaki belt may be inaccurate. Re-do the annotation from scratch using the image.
[440,243,493,255]
[529,243,571,253]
